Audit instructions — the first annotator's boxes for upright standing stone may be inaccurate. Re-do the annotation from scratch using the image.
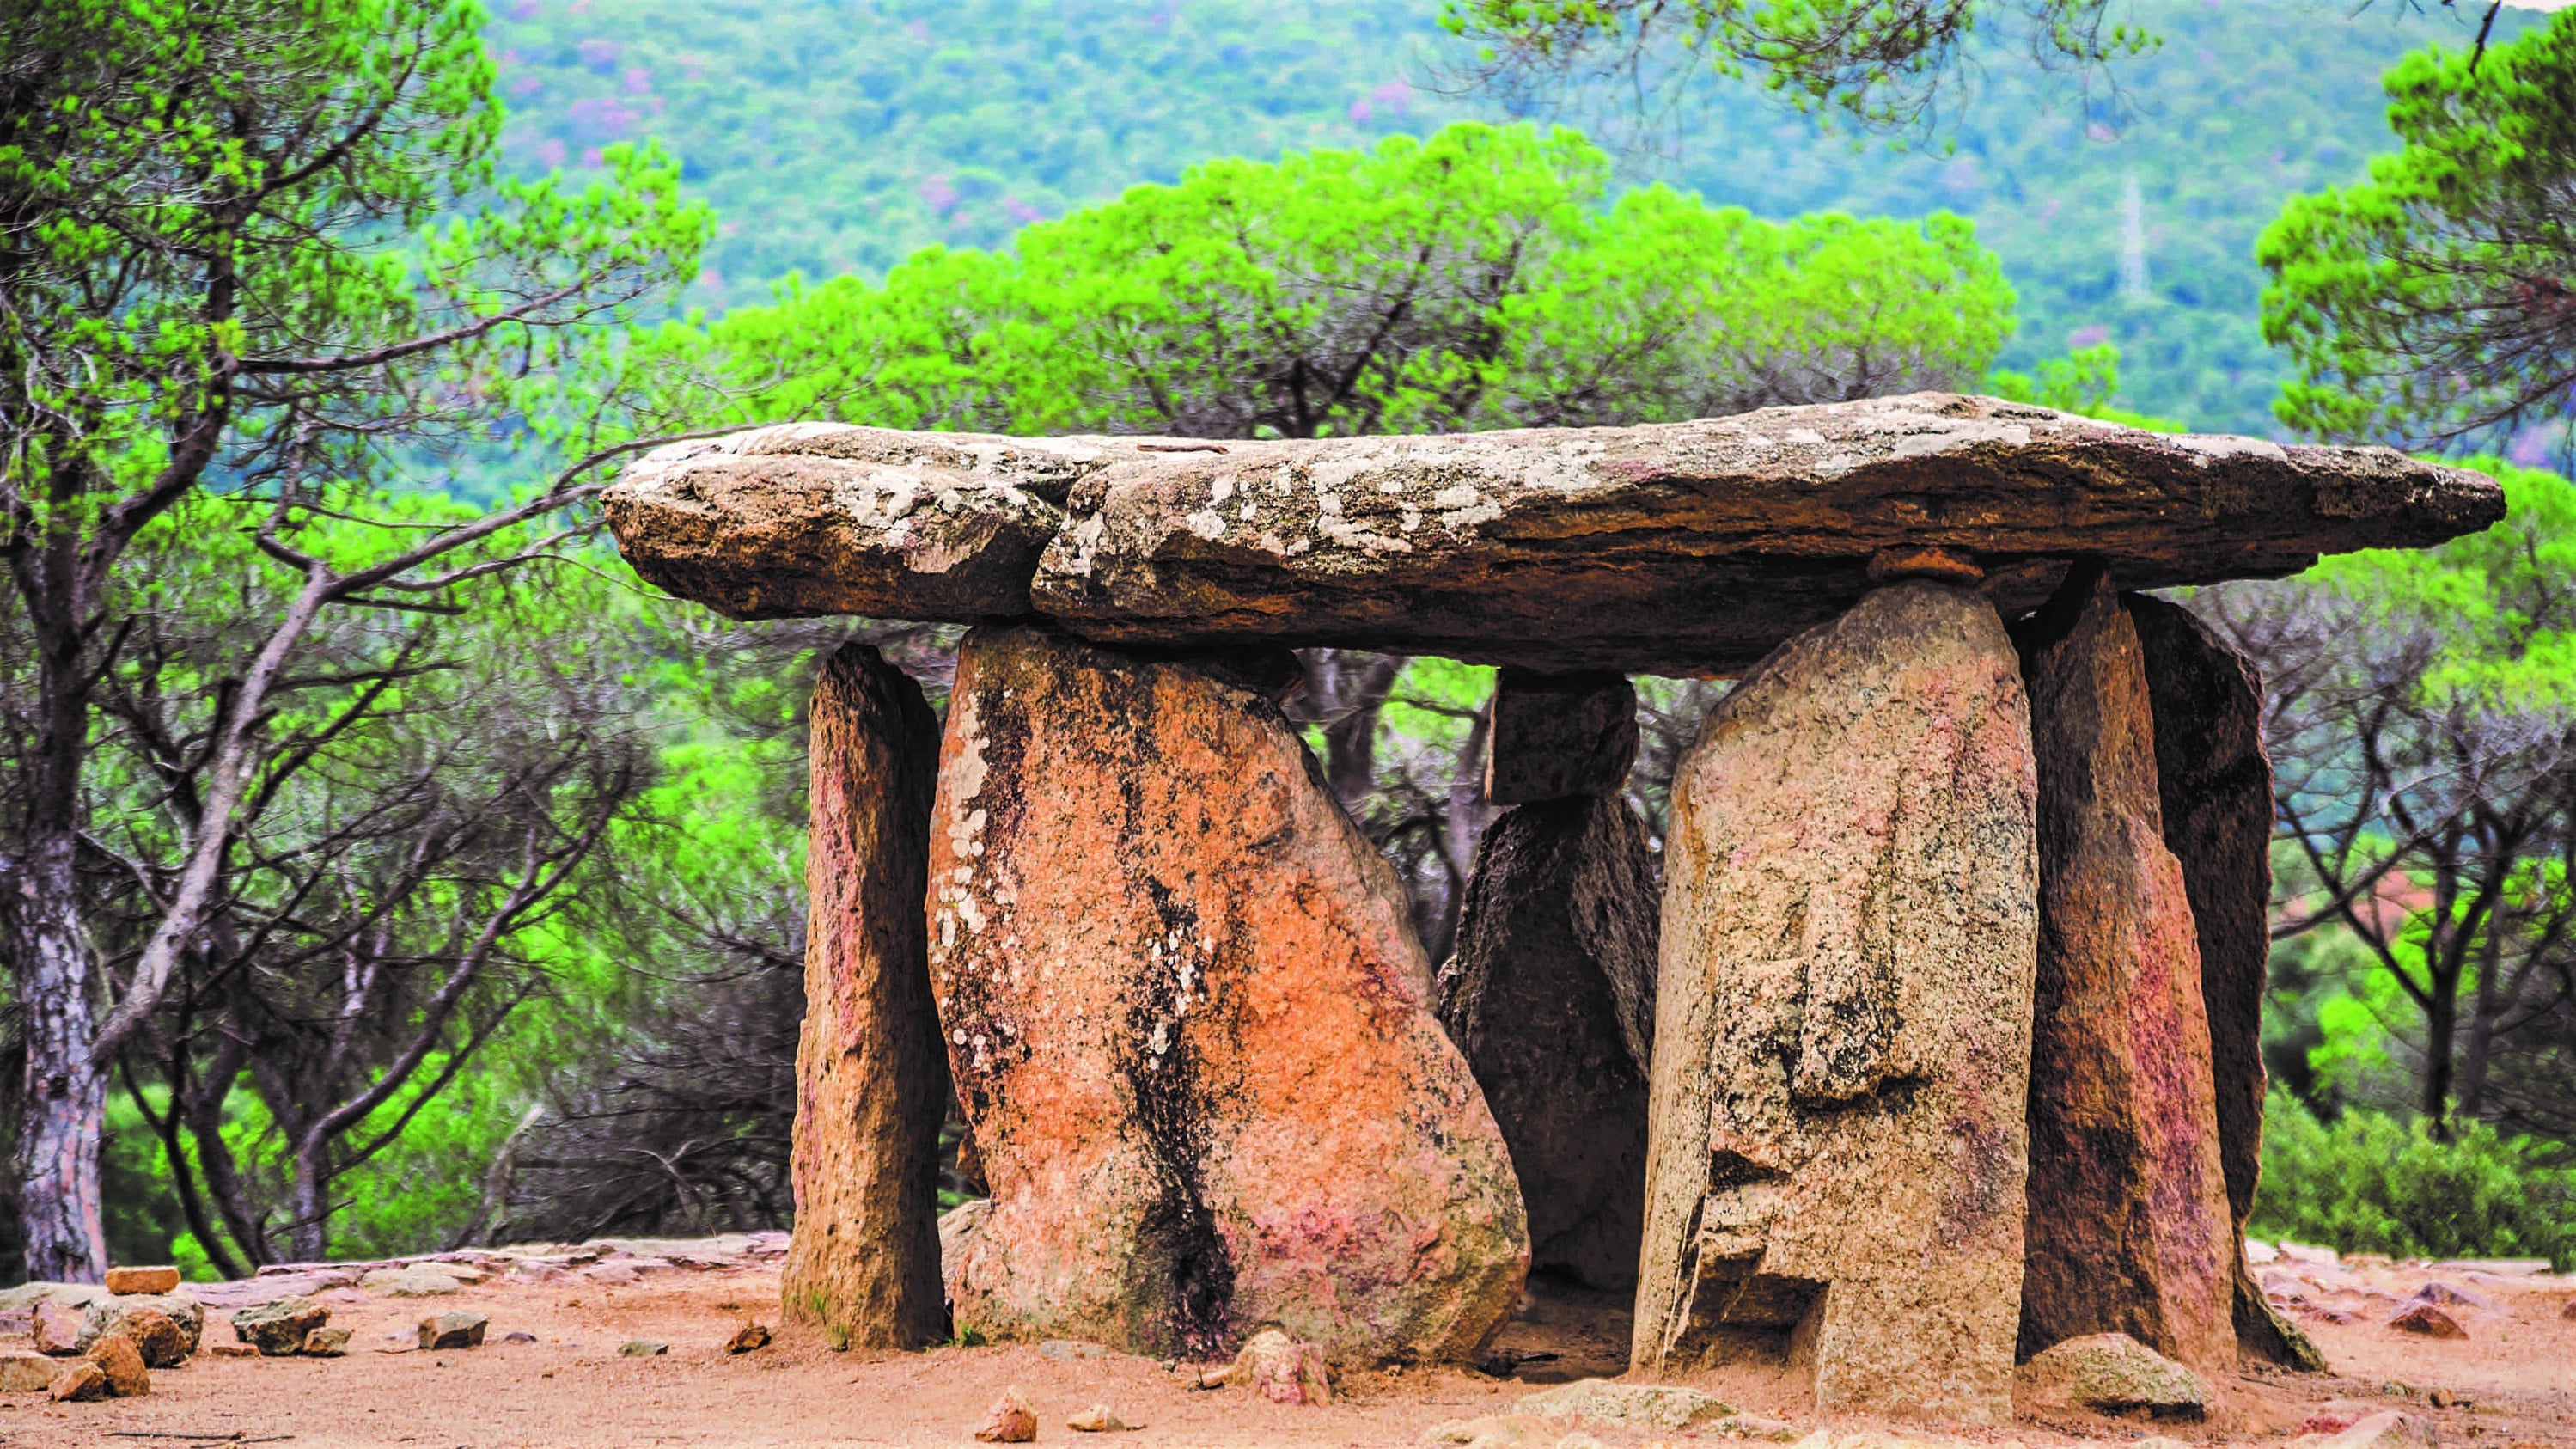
[929,626,1527,1364]
[2017,572,2239,1372]
[1437,666,1657,1289]
[783,644,950,1348]
[2130,594,2323,1371]
[1633,580,2039,1425]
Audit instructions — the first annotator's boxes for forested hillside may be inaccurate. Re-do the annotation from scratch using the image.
[485,0,2538,437]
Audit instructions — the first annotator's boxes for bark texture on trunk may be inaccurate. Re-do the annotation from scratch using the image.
[781,643,951,1348]
[2017,572,2239,1372]
[4,834,109,1283]
[2130,595,2325,1372]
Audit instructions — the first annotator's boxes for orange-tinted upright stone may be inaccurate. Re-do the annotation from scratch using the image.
[2131,594,2323,1371]
[928,627,1527,1365]
[782,644,950,1348]
[2018,572,2239,1371]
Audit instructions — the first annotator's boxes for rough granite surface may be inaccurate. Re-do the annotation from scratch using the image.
[782,644,950,1348]
[1633,580,2039,1424]
[2017,572,2240,1373]
[926,627,1528,1364]
[602,395,2505,675]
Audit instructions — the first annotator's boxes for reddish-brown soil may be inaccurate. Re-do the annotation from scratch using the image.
[5,1248,2569,1448]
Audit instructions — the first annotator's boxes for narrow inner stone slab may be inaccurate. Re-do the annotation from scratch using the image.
[602,394,2503,676]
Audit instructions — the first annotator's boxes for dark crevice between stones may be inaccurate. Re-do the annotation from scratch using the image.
[1120,872,1239,1361]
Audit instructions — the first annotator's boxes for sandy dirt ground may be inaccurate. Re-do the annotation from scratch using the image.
[3,1244,2568,1449]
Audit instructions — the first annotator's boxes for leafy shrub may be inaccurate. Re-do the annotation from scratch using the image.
[2250,1091,2576,1269]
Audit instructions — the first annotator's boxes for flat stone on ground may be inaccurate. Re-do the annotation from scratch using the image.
[2019,1332,2207,1420]
[1514,1379,1735,1430]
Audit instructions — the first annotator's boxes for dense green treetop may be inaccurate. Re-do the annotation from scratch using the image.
[483,0,2537,438]
[2261,8,2576,460]
[631,123,2015,439]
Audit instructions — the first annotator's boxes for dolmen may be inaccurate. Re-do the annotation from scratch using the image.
[604,394,2500,1420]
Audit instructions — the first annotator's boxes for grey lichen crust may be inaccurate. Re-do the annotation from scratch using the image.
[601,396,2506,675]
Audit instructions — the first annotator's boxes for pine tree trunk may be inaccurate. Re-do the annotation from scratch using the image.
[4,832,109,1284]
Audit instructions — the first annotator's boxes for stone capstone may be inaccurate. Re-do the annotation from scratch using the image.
[603,423,1089,621]
[231,1297,328,1356]
[782,643,952,1349]
[1633,580,2039,1425]
[603,395,2505,676]
[1434,793,1657,1289]
[2129,594,2324,1374]
[2019,1332,2207,1420]
[2017,571,2240,1373]
[928,627,1528,1364]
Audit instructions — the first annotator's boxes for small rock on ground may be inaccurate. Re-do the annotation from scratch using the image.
[2385,1302,2466,1339]
[102,1267,180,1296]
[302,1326,353,1357]
[48,1360,107,1402]
[417,1311,489,1350]
[2407,1281,2491,1310]
[1425,1413,1551,1446]
[232,1297,328,1356]
[1221,1328,1332,1406]
[724,1321,772,1354]
[2298,1409,2437,1448]
[31,1298,85,1354]
[362,1264,466,1297]
[974,1387,1039,1443]
[619,1339,669,1357]
[85,1334,150,1396]
[2019,1333,2207,1421]
[1066,1403,1136,1432]
[1514,1379,1735,1431]
[0,1350,53,1392]
[114,1307,191,1368]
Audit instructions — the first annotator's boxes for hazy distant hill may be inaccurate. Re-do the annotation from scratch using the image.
[485,0,2536,437]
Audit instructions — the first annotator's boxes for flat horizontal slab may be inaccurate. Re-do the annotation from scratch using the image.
[602,395,2504,675]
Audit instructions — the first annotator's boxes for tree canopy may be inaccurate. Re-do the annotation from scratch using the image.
[636,122,2016,440]
[2259,8,2576,462]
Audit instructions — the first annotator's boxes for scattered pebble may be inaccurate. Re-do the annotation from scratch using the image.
[2386,1302,2466,1339]
[83,1335,150,1397]
[417,1311,490,1351]
[302,1326,353,1357]
[1066,1403,1136,1433]
[724,1321,772,1354]
[47,1360,107,1402]
[974,1386,1039,1443]
[620,1339,670,1357]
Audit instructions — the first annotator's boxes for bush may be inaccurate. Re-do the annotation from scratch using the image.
[2250,1091,2576,1269]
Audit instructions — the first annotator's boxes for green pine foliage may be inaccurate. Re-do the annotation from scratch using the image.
[483,0,2540,437]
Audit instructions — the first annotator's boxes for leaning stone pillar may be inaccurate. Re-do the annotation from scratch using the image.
[2130,595,2323,1371]
[783,643,950,1348]
[1633,579,2038,1425]
[2017,571,2240,1371]
[1435,669,1657,1290]
[928,625,1528,1364]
